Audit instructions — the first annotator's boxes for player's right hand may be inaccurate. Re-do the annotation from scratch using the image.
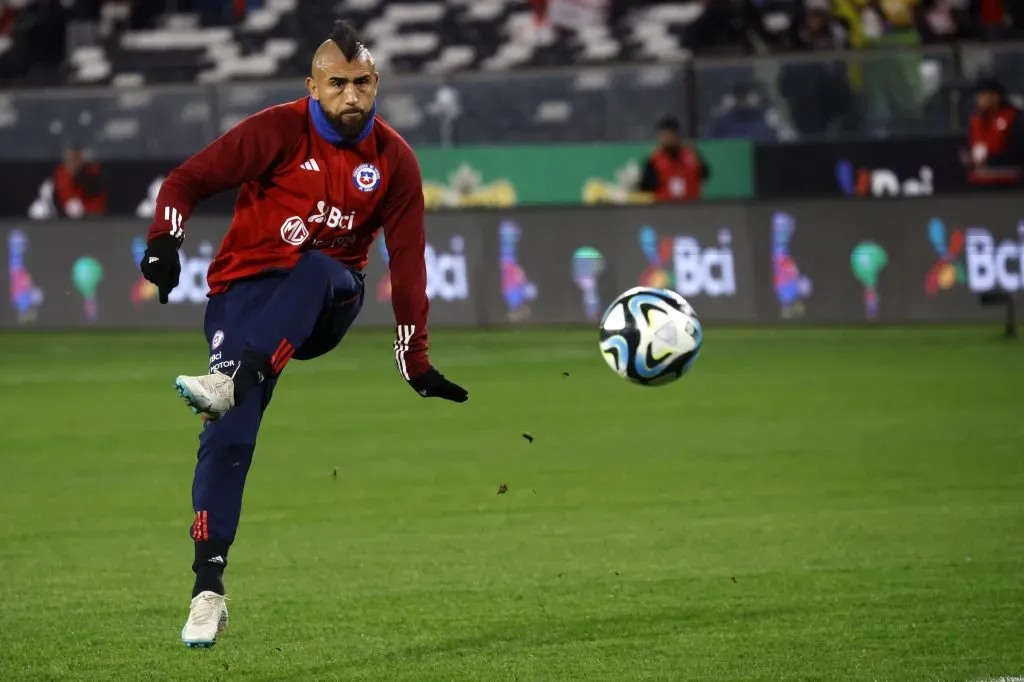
[408,367,468,403]
[141,234,182,304]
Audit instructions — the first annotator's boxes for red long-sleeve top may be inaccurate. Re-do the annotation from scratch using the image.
[146,97,432,380]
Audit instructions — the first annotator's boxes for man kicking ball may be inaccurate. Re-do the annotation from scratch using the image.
[140,20,468,648]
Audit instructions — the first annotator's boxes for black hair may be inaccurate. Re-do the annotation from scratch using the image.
[976,77,1005,99]
[658,116,680,133]
[329,20,366,61]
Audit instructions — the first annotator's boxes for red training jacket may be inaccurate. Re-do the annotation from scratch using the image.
[650,147,703,202]
[146,97,432,381]
[968,105,1021,184]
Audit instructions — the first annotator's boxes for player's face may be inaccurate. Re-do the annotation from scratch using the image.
[307,53,379,139]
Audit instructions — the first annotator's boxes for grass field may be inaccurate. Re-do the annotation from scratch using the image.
[0,326,1022,681]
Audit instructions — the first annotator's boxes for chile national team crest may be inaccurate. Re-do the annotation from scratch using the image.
[353,163,381,193]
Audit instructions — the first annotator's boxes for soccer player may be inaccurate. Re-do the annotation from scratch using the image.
[139,20,468,648]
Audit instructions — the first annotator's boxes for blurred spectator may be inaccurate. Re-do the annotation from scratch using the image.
[0,0,67,80]
[789,2,849,50]
[53,147,108,219]
[834,0,926,135]
[969,0,1021,39]
[234,0,261,20]
[525,0,560,46]
[0,2,16,37]
[130,0,258,29]
[638,117,710,202]
[916,0,969,43]
[685,0,773,54]
[528,0,548,24]
[709,83,779,141]
[962,78,1023,186]
[779,4,859,136]
[530,0,613,35]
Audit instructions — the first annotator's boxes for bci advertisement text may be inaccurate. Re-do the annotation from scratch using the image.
[3,196,1021,329]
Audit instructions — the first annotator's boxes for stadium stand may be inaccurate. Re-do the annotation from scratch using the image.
[1,0,798,88]
[0,0,1020,158]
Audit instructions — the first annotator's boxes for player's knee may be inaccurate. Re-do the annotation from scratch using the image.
[295,250,334,278]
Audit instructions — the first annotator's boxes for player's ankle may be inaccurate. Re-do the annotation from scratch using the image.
[233,350,271,404]
[192,540,229,597]
[192,565,225,597]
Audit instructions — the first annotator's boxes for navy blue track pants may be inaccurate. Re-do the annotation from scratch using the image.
[189,250,364,552]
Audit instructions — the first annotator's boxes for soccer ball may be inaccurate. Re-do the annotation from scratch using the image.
[598,286,703,386]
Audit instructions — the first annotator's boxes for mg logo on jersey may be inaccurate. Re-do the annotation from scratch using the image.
[353,163,381,193]
[280,216,310,246]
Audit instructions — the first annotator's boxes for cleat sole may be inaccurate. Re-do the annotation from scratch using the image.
[182,621,227,648]
[175,378,208,414]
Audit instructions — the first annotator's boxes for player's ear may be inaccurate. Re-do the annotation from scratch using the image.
[305,76,318,100]
[372,72,380,96]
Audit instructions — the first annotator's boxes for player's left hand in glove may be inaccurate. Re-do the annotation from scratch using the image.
[409,367,468,403]
[140,234,181,304]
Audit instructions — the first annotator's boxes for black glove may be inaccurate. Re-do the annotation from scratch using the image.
[140,234,181,304]
[408,367,468,403]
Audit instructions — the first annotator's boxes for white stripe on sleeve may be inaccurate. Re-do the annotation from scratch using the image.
[166,206,184,239]
[394,324,413,380]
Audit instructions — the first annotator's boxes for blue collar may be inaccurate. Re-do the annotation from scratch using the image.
[310,98,376,147]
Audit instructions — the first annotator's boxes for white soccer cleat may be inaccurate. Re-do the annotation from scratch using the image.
[175,372,235,420]
[181,591,229,648]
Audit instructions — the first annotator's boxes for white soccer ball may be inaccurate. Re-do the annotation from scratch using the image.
[598,286,703,386]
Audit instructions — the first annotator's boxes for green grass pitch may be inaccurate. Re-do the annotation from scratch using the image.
[0,326,1022,681]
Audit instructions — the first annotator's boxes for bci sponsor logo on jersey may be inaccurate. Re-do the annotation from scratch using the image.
[280,201,356,247]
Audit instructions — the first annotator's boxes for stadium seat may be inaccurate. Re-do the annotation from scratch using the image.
[12,0,793,89]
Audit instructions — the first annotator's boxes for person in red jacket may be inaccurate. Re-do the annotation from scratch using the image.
[52,147,108,218]
[963,78,1024,187]
[638,116,711,202]
[139,20,468,648]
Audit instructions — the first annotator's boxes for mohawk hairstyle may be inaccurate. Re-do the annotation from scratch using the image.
[329,20,367,62]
